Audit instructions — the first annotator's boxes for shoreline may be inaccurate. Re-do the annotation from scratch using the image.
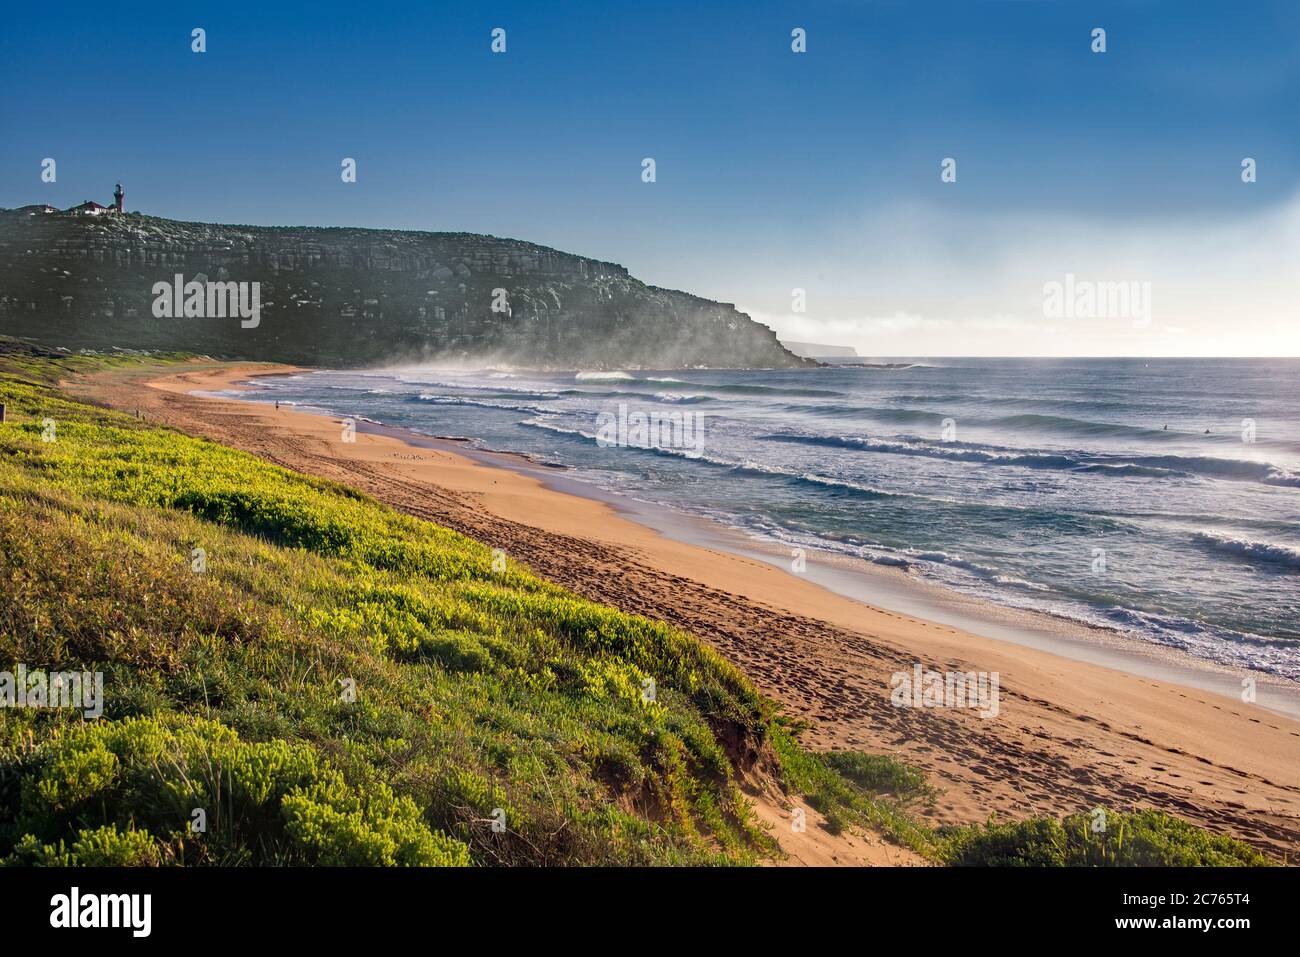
[70,361,1300,859]
[218,369,1300,721]
[457,435,1300,719]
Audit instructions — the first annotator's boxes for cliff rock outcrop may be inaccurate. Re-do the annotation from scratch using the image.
[0,210,811,369]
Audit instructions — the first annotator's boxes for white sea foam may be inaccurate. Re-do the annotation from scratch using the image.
[1193,532,1300,570]
[575,371,633,381]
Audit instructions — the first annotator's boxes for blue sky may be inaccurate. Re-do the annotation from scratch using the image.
[2,1,1296,355]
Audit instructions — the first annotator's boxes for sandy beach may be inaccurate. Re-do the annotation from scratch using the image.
[70,361,1300,861]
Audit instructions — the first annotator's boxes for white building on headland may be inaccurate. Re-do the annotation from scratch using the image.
[37,183,126,216]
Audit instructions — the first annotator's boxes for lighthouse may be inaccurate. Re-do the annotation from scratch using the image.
[113,183,124,213]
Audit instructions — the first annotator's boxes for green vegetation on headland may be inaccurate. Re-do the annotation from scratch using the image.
[0,340,1273,866]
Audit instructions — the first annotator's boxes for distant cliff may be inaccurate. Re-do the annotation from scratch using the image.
[0,209,812,369]
[780,340,860,359]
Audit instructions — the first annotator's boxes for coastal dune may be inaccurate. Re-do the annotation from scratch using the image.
[72,362,1300,861]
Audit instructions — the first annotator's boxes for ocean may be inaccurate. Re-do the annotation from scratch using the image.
[225,358,1300,682]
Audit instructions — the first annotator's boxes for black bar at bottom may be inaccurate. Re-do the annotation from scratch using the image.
[0,865,1286,943]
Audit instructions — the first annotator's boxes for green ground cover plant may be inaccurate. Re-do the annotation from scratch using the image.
[0,341,1273,866]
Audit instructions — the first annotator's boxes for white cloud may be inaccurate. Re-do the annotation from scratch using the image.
[740,192,1300,357]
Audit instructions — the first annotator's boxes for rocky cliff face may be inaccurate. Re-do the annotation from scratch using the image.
[0,210,811,369]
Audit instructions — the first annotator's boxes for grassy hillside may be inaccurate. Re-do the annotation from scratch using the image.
[0,343,1273,866]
